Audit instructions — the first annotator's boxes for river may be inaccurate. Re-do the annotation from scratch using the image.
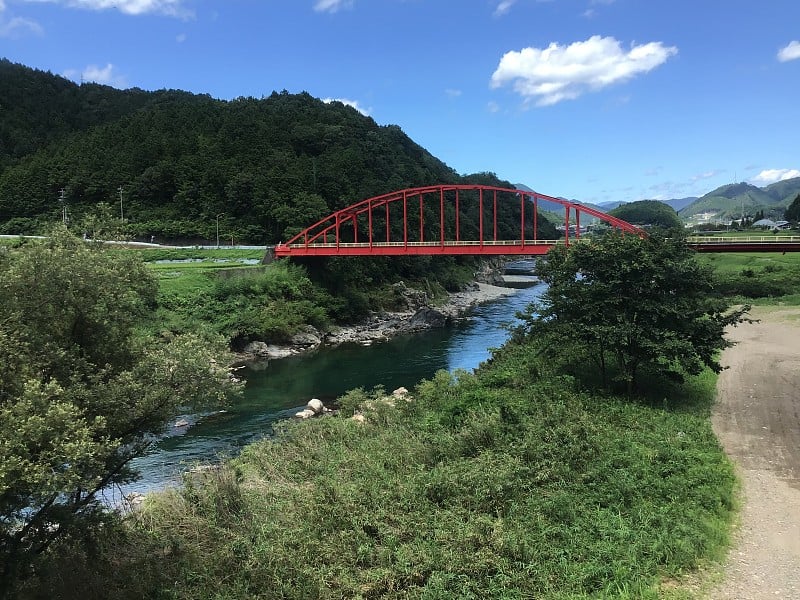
[122,264,543,497]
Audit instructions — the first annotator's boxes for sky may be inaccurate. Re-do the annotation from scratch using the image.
[1,0,799,205]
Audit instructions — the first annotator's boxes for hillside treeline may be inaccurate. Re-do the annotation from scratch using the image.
[0,60,555,244]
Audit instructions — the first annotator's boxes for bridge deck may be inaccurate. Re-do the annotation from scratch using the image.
[274,239,566,257]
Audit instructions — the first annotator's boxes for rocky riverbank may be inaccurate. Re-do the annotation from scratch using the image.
[238,281,519,363]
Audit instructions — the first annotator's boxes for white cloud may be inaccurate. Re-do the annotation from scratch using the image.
[777,41,800,62]
[692,170,722,182]
[322,97,370,116]
[313,0,353,13]
[21,0,191,17]
[0,0,45,37]
[445,88,462,98]
[493,1,516,17]
[176,32,186,42]
[752,169,800,185]
[487,101,500,113]
[64,63,128,88]
[490,35,678,106]
[0,14,43,36]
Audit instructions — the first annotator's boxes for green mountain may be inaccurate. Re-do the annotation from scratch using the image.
[609,200,682,230]
[0,60,558,243]
[679,179,800,220]
[764,177,800,204]
[0,59,154,170]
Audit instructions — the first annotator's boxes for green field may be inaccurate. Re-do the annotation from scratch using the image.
[700,251,800,305]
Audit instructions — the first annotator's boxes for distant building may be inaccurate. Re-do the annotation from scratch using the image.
[752,218,777,229]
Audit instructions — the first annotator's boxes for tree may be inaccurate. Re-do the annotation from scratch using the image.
[785,193,800,222]
[0,227,240,593]
[608,200,683,231]
[516,233,749,394]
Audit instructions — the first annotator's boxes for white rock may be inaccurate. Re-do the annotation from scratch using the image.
[351,413,366,424]
[307,398,324,415]
[294,409,315,419]
[175,418,189,428]
[392,387,409,398]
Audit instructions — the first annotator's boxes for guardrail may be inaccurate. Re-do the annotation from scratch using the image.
[687,235,800,243]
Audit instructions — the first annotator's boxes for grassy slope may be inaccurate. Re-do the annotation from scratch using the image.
[120,344,735,600]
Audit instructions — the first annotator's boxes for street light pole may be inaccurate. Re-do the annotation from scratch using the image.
[216,213,224,248]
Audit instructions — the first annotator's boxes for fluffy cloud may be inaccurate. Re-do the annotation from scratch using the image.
[777,41,800,62]
[490,35,678,106]
[22,0,190,17]
[752,169,800,185]
[313,0,353,13]
[322,97,370,116]
[64,63,128,88]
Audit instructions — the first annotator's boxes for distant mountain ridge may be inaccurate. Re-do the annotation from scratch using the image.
[515,177,800,223]
[678,179,800,220]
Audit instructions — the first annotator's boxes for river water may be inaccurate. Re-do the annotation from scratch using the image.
[124,264,543,496]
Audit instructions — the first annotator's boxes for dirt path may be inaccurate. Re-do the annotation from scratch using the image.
[709,306,800,600]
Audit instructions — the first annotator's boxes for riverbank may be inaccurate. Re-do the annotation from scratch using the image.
[109,326,733,599]
[237,281,519,362]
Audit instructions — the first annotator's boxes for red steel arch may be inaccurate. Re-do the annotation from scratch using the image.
[274,184,645,257]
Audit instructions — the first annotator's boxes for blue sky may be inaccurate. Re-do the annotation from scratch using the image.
[1,0,799,205]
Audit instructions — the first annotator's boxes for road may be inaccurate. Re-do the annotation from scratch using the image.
[709,306,800,599]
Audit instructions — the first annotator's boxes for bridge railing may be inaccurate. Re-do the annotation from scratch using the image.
[687,235,800,243]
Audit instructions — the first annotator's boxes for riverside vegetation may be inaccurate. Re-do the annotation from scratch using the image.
[2,232,767,599]
[2,59,794,598]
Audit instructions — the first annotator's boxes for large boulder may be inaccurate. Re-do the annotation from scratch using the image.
[307,398,324,415]
[407,306,448,330]
[291,326,322,349]
[243,341,271,357]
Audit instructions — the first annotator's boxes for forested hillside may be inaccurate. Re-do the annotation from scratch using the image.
[679,179,800,220]
[0,60,549,244]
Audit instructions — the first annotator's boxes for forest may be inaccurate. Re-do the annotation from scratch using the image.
[0,59,555,245]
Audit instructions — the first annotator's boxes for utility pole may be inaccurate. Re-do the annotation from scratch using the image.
[118,185,124,222]
[59,188,67,225]
[216,213,224,248]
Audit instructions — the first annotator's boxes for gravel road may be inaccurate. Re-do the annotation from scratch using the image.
[709,306,800,600]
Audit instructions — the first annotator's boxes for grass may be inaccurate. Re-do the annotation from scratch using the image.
[47,348,731,600]
[699,252,800,305]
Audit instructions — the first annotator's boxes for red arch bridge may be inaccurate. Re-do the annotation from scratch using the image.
[274,185,644,258]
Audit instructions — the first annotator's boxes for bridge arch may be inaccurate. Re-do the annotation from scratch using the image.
[274,184,645,257]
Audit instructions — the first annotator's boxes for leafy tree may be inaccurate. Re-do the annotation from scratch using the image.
[608,200,683,230]
[0,227,240,593]
[516,233,749,394]
[785,193,800,222]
